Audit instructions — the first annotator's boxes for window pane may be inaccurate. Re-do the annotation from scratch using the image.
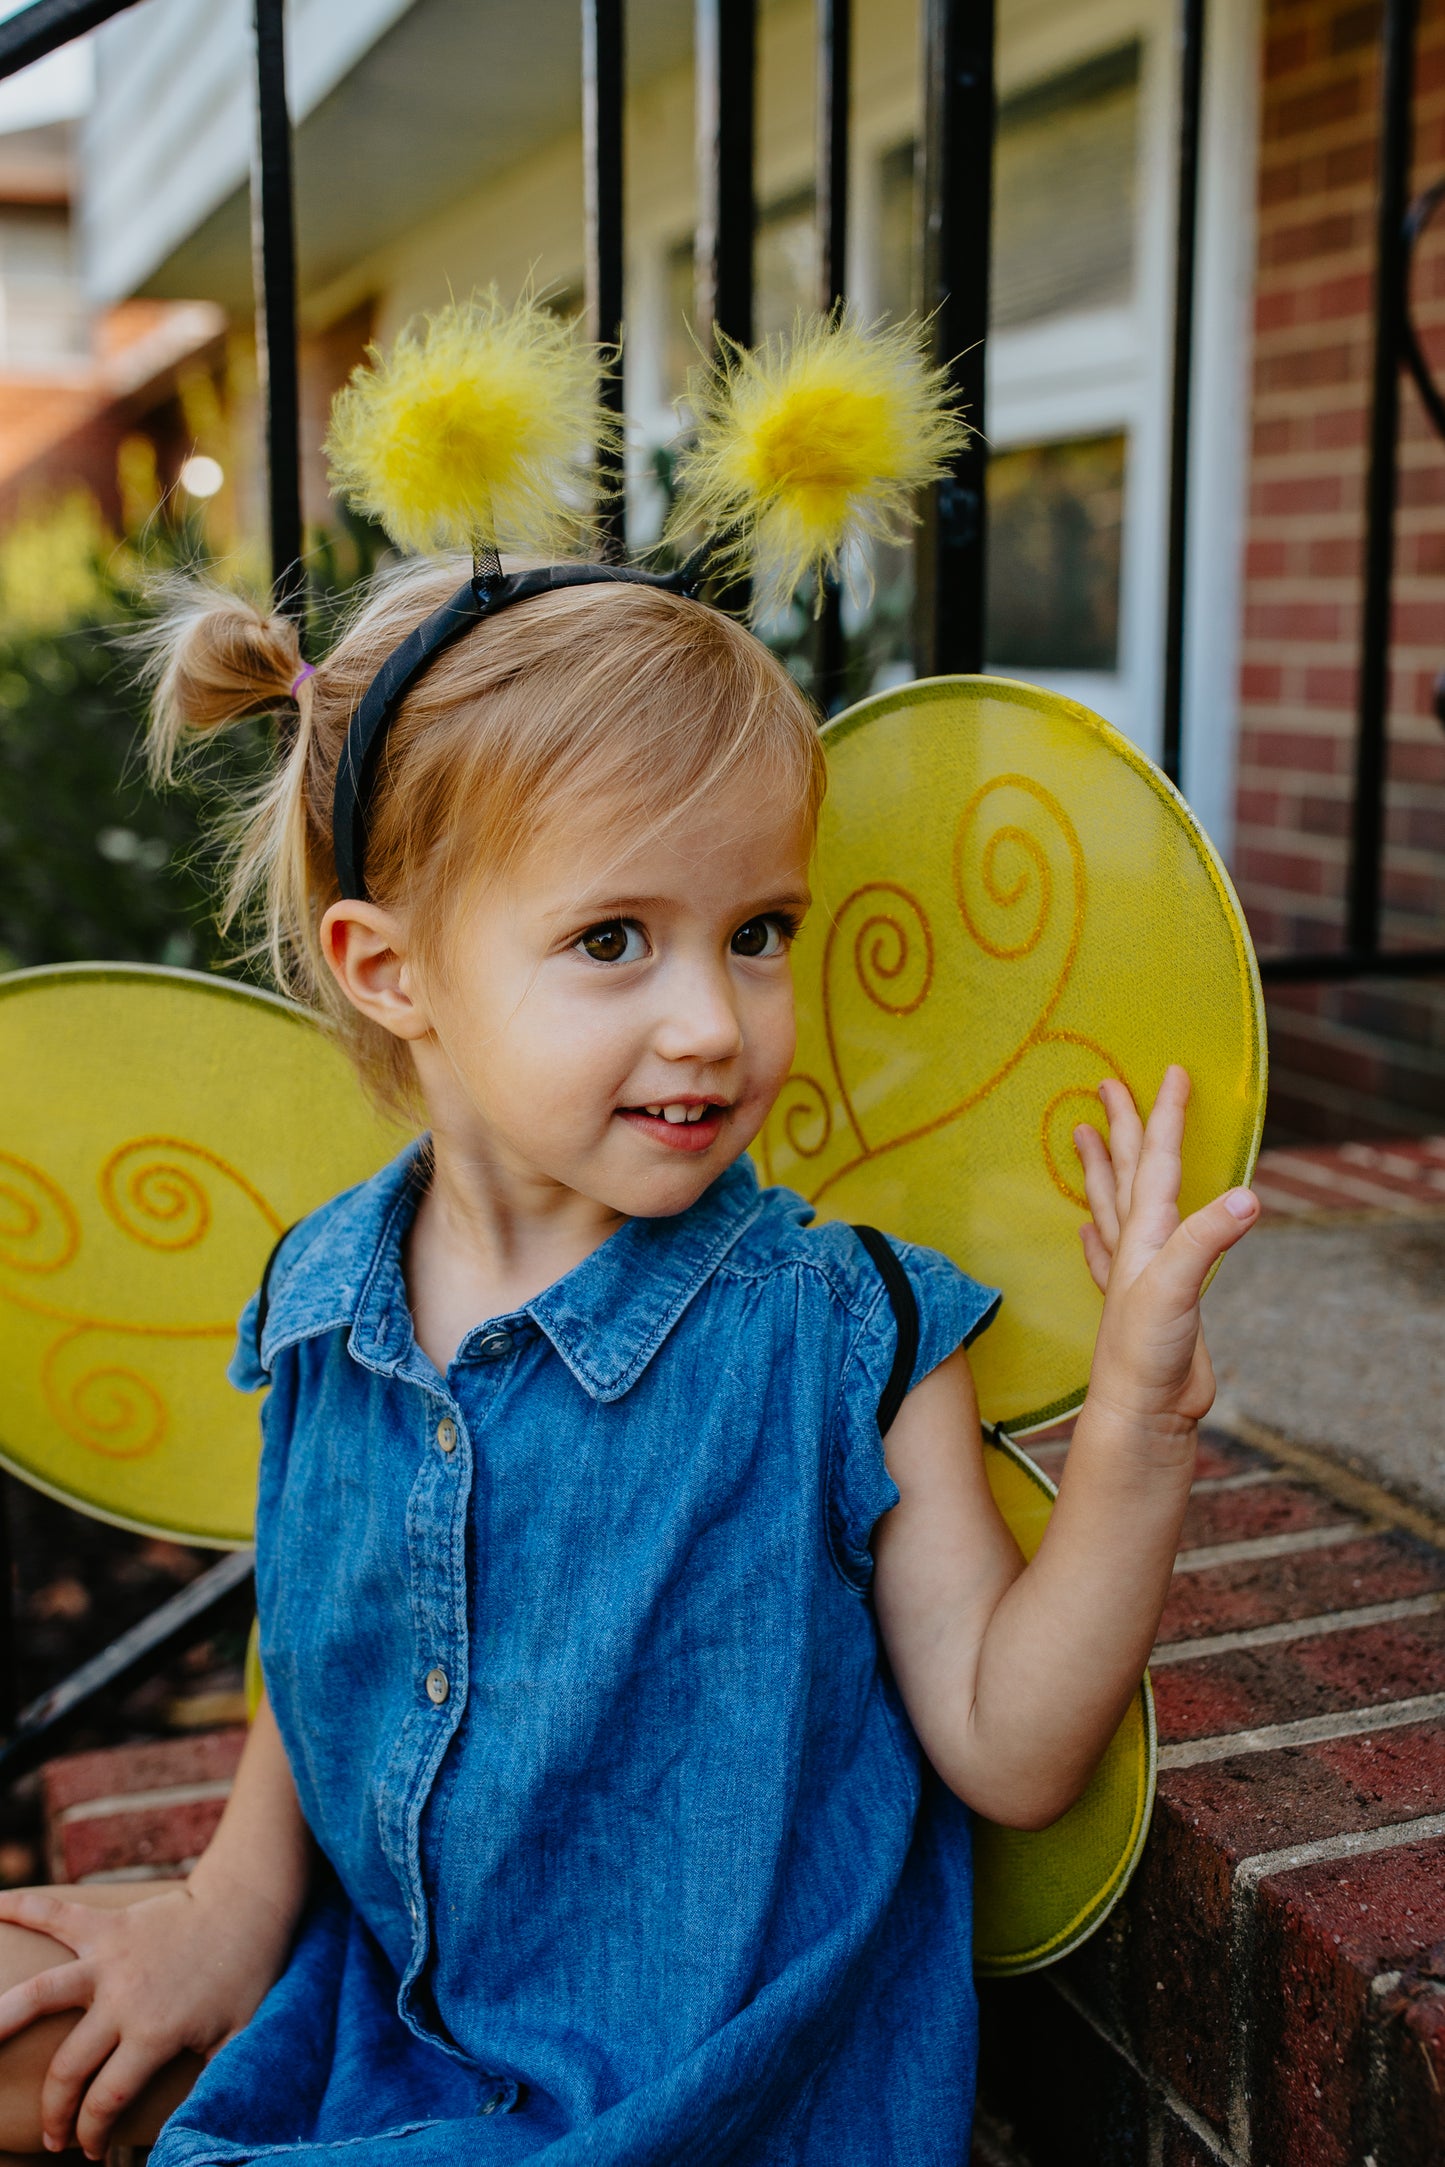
[985,432,1126,672]
[993,43,1140,329]
[664,190,818,406]
[877,141,916,325]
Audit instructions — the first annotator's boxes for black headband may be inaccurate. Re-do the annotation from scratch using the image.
[331,560,697,902]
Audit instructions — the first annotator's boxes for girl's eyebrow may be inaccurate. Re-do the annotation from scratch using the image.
[553,887,813,922]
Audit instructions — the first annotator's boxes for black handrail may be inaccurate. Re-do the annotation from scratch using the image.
[814,0,851,709]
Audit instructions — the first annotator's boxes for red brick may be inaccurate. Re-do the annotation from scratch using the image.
[1270,77,1367,140]
[1265,25,1313,76]
[1159,2120,1221,2167]
[1302,660,1359,705]
[1304,535,1362,578]
[1310,401,1367,448]
[1239,660,1285,702]
[1157,1532,1445,1643]
[1128,1731,1445,2128]
[1246,596,1348,642]
[41,1730,246,1815]
[1180,1478,1356,1552]
[1152,1612,1445,1746]
[1251,1836,1445,2167]
[52,1793,230,1884]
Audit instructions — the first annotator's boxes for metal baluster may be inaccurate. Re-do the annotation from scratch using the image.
[1160,0,1206,789]
[1348,0,1419,959]
[815,0,850,710]
[694,0,755,613]
[915,0,994,678]
[251,0,305,622]
[694,0,755,349]
[583,0,627,558]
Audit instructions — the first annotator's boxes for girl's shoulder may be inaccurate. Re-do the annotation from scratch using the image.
[716,1174,1001,1365]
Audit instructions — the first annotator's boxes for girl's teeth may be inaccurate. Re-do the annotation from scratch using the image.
[663,1105,687,1125]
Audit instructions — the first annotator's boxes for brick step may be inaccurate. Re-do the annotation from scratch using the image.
[1253,1137,1445,1220]
[41,1729,245,1886]
[977,1425,1445,2167]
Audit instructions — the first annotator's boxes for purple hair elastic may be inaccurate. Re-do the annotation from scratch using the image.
[290,663,317,697]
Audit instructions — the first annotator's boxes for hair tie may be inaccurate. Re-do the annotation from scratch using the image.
[289,663,317,698]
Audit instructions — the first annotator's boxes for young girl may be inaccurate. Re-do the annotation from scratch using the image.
[0,316,1258,2166]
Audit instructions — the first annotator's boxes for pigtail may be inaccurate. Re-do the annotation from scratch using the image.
[144,583,304,783]
[138,581,329,1011]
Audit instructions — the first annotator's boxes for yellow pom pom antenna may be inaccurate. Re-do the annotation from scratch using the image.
[667,313,969,619]
[324,292,617,560]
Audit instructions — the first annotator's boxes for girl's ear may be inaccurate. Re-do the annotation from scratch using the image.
[319,900,433,1042]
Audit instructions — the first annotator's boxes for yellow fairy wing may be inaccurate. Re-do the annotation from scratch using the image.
[972,1435,1155,1974]
[0,964,409,1546]
[756,674,1267,1433]
[756,675,1264,1972]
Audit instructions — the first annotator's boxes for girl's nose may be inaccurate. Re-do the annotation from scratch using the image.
[653,963,745,1065]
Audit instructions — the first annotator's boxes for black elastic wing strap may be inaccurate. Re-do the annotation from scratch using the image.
[331,562,697,901]
[252,1222,298,1370]
[853,1225,920,1438]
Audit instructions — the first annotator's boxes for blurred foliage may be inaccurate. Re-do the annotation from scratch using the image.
[0,486,384,980]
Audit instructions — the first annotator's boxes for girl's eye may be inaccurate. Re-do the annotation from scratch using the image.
[731,916,789,959]
[577,920,647,965]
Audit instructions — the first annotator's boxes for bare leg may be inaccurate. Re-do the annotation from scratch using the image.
[0,1885,201,2156]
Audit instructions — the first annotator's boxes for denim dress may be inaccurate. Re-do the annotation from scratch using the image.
[153,1146,999,2167]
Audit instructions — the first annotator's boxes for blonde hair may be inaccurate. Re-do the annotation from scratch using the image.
[145,561,826,1111]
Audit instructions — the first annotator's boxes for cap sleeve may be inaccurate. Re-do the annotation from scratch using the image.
[228,1290,267,1394]
[827,1237,1000,1593]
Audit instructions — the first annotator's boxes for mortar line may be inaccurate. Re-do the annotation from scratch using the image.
[1151,1589,1445,1665]
[1172,1520,1376,1573]
[1159,1692,1445,1770]
[1189,1469,1284,1495]
[58,1779,234,1824]
[1216,1414,1445,1552]
[1044,1971,1243,2165]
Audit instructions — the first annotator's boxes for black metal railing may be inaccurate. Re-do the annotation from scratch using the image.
[0,0,1442,1744]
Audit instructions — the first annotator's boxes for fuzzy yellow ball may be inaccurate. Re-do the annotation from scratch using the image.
[324,293,615,560]
[669,315,969,617]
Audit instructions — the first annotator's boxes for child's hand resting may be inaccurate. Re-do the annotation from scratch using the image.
[0,1695,308,2158]
[0,1870,290,2158]
[1073,1065,1259,1448]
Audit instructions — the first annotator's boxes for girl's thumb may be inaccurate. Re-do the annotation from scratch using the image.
[1158,1188,1260,1306]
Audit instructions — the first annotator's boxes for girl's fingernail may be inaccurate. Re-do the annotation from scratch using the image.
[42,2138,58,2153]
[1225,1188,1257,1220]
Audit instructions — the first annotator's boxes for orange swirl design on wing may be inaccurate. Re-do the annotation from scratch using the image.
[790,776,1092,1203]
[41,1330,168,1459]
[0,1155,80,1275]
[0,1137,283,1462]
[100,1137,283,1251]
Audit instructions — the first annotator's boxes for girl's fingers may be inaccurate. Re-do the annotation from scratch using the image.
[1130,1065,1192,1223]
[0,1889,88,1953]
[74,2038,163,2161]
[1098,1079,1144,1224]
[1073,1123,1120,1251]
[0,1959,90,2043]
[1079,1222,1112,1294]
[40,2007,118,2153]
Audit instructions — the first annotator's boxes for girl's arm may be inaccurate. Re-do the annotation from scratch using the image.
[0,1689,310,2159]
[871,1065,1259,1830]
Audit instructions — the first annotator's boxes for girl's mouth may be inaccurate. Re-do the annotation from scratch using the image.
[617,1100,728,1154]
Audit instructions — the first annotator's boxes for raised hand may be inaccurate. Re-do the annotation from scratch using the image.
[1073,1066,1259,1443]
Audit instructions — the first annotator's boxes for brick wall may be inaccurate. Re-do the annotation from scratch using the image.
[1236,0,1445,1139]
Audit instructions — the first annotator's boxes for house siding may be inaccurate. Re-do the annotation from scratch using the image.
[1237,0,1445,1138]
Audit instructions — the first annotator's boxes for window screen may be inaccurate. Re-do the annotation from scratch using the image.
[993,43,1140,329]
[985,432,1127,672]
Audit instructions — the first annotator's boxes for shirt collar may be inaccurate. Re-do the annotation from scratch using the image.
[261,1143,769,1401]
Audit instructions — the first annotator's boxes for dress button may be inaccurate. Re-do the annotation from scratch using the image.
[474,1329,513,1364]
[425,1667,449,1704]
[436,1417,457,1453]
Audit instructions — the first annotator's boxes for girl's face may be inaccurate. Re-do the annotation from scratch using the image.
[330,766,813,1220]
